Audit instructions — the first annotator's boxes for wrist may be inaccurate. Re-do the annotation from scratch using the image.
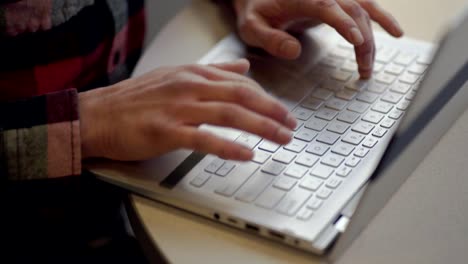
[78,90,102,159]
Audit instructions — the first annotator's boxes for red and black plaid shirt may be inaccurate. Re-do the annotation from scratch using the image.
[0,0,146,180]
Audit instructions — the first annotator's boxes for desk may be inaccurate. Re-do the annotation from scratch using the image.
[128,0,467,263]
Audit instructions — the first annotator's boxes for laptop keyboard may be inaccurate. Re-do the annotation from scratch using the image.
[189,39,428,221]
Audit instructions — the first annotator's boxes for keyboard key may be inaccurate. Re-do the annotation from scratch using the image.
[273,177,297,191]
[259,141,280,153]
[326,177,342,189]
[397,99,411,111]
[336,89,357,101]
[342,132,365,145]
[375,73,397,85]
[294,128,318,142]
[205,159,225,173]
[341,61,358,72]
[362,137,378,148]
[305,117,328,131]
[332,142,355,156]
[294,121,304,131]
[276,188,312,216]
[337,110,360,124]
[297,208,314,221]
[301,97,324,110]
[330,70,352,82]
[336,166,352,177]
[390,82,412,94]
[381,92,403,104]
[321,79,345,92]
[316,187,333,199]
[373,62,385,73]
[310,164,334,179]
[315,108,339,121]
[306,197,323,210]
[381,118,396,128]
[255,187,286,209]
[407,63,427,74]
[346,78,369,91]
[389,109,404,120]
[354,147,369,158]
[372,101,394,114]
[235,133,261,150]
[235,172,275,203]
[357,91,379,103]
[316,131,341,145]
[295,153,320,167]
[312,88,333,100]
[306,142,330,156]
[348,101,370,113]
[326,97,349,111]
[252,150,271,164]
[327,121,350,134]
[300,176,323,191]
[330,48,352,58]
[273,150,296,164]
[362,111,385,124]
[284,139,307,153]
[372,127,388,138]
[345,156,361,167]
[394,52,417,66]
[214,163,259,197]
[376,47,398,63]
[215,162,236,176]
[320,57,344,68]
[416,54,433,65]
[293,107,314,121]
[285,164,309,179]
[385,64,405,75]
[406,89,417,101]
[261,161,286,175]
[190,171,211,187]
[321,153,345,168]
[367,82,387,94]
[399,72,419,84]
[352,121,375,135]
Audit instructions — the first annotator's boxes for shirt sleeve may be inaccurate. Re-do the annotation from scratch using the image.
[0,89,81,181]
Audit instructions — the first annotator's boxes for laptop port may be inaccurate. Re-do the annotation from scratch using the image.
[227,217,238,224]
[245,223,260,233]
[213,213,220,220]
[268,230,285,240]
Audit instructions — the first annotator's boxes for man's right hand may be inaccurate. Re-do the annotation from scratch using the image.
[78,59,296,162]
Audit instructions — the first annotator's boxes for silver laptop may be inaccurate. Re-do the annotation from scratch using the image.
[88,8,468,255]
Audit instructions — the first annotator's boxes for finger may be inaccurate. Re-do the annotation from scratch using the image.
[357,0,404,37]
[239,15,302,59]
[184,63,264,94]
[338,0,375,78]
[177,127,254,161]
[209,58,250,75]
[189,80,297,129]
[292,0,365,46]
[177,102,293,145]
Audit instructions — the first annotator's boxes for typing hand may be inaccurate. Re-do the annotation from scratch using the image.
[78,59,296,161]
[233,0,404,78]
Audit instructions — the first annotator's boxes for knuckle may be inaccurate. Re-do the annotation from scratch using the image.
[314,0,337,9]
[345,1,363,18]
[240,15,257,32]
[358,39,374,54]
[232,85,254,102]
[218,106,238,125]
[341,18,357,29]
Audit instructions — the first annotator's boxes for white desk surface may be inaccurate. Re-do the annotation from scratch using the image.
[129,0,467,263]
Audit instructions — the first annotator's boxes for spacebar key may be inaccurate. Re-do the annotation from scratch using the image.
[215,163,259,197]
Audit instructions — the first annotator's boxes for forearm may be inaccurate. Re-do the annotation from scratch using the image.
[0,89,81,181]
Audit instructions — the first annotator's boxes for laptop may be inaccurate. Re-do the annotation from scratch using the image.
[88,7,468,255]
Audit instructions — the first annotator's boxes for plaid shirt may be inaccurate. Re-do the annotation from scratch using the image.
[0,0,145,181]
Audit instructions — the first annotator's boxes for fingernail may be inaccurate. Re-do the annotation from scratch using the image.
[393,19,404,35]
[284,113,297,130]
[279,40,300,59]
[277,127,293,143]
[350,27,364,45]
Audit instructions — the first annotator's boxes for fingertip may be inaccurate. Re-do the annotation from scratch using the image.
[239,148,254,161]
[279,39,302,59]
